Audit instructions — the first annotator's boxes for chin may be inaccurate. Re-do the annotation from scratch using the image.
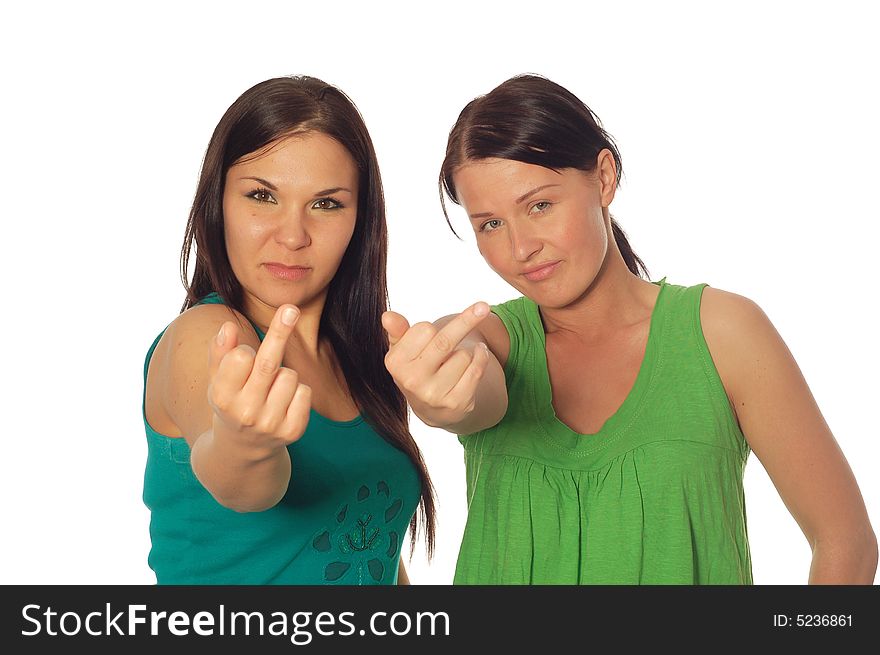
[525,281,597,310]
[528,292,572,309]
[246,283,310,311]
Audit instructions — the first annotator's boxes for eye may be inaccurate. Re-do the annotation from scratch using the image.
[312,197,343,210]
[247,188,277,204]
[479,219,503,232]
[529,201,551,214]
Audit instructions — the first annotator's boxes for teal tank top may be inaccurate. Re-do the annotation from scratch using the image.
[454,279,753,584]
[142,294,420,584]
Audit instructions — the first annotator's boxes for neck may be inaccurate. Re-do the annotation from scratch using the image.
[244,289,327,358]
[539,234,657,344]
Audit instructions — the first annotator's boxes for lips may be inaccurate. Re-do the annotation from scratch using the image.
[521,260,561,282]
[265,262,308,269]
[264,262,311,281]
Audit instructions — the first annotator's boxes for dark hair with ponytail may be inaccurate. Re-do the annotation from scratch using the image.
[439,74,648,278]
[180,76,435,556]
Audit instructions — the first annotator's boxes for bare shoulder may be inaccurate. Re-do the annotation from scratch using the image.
[699,285,788,407]
[145,303,260,437]
[432,310,511,368]
[154,303,260,372]
[699,286,773,339]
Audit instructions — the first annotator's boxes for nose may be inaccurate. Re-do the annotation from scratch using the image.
[274,206,311,250]
[508,220,542,262]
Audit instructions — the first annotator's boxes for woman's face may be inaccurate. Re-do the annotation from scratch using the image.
[222,131,359,319]
[452,152,616,308]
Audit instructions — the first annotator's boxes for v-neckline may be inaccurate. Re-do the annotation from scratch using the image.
[531,278,668,443]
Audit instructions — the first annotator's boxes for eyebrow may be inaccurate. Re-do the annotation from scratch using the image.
[468,184,562,220]
[313,187,353,197]
[516,184,561,203]
[238,178,353,197]
[240,176,278,190]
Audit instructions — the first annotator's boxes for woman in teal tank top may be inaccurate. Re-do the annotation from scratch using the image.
[383,75,876,584]
[142,76,435,584]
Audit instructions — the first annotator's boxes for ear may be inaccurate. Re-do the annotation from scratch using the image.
[596,148,618,207]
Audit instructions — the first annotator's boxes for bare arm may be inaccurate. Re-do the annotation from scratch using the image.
[149,303,311,512]
[701,288,878,584]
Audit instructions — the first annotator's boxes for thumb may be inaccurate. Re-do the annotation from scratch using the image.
[382,311,411,347]
[207,320,240,380]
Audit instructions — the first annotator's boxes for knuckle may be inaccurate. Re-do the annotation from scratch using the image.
[432,333,453,354]
[207,381,234,411]
[398,373,415,391]
[255,415,278,436]
[275,366,296,383]
[411,322,436,339]
[441,396,460,411]
[414,379,428,395]
[210,388,232,413]
[422,387,442,407]
[229,346,254,367]
[237,406,258,428]
[256,356,278,376]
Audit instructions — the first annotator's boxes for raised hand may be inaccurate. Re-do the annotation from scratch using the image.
[382,302,492,428]
[207,305,312,453]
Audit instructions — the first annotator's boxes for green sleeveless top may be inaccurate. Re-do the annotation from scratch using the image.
[142,294,420,584]
[454,279,753,584]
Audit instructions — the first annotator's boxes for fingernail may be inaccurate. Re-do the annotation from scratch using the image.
[474,302,489,317]
[282,307,298,326]
[216,325,226,346]
[480,342,490,353]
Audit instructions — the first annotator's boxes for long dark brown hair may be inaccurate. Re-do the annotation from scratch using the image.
[440,74,648,278]
[180,75,435,556]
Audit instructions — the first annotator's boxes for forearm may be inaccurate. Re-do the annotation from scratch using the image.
[807,531,878,584]
[190,427,292,512]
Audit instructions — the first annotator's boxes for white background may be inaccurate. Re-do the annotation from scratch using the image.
[1,0,877,585]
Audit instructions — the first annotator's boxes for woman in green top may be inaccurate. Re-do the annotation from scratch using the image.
[142,76,435,584]
[382,74,877,584]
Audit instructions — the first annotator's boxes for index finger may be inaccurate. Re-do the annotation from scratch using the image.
[420,301,490,363]
[246,304,300,388]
